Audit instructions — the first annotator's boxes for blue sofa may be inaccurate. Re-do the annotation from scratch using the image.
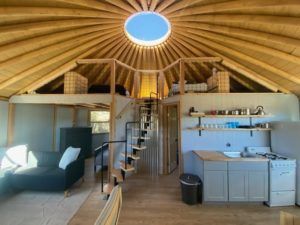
[1,150,85,195]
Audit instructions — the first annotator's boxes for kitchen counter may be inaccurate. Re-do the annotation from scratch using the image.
[192,150,269,202]
[193,150,269,162]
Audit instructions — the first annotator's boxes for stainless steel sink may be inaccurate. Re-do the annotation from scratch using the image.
[221,151,242,158]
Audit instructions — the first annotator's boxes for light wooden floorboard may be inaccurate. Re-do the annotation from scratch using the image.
[68,159,107,225]
[118,170,300,225]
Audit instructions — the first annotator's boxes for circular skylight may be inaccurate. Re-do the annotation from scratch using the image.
[124,12,171,47]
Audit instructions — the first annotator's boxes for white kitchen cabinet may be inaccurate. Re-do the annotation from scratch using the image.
[248,171,268,201]
[228,162,268,202]
[229,171,248,201]
[203,161,228,202]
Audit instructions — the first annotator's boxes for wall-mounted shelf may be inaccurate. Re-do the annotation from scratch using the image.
[189,113,272,118]
[189,112,272,136]
[188,127,272,131]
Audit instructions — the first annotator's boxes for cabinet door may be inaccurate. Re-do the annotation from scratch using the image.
[204,170,228,202]
[248,171,268,201]
[229,171,248,202]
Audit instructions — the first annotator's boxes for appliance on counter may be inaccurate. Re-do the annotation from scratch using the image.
[246,147,296,207]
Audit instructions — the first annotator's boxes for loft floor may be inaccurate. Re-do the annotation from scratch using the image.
[118,170,300,225]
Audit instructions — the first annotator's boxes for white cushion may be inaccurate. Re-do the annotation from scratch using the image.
[1,145,28,170]
[59,147,81,170]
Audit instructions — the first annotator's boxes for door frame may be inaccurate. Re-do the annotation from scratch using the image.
[162,102,182,175]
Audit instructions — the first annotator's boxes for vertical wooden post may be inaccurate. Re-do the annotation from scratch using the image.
[110,60,116,95]
[109,60,116,183]
[159,71,165,99]
[7,103,15,147]
[133,71,140,98]
[179,60,185,95]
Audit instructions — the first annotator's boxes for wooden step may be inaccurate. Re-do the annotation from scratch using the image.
[130,144,147,150]
[132,136,150,140]
[120,160,135,172]
[103,183,114,195]
[121,152,140,160]
[111,168,123,183]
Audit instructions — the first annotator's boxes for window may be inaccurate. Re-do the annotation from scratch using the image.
[90,111,110,134]
[124,12,171,47]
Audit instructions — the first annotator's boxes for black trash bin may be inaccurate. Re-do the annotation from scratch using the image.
[180,173,202,205]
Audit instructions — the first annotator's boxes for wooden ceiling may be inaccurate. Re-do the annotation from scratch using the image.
[0,0,299,97]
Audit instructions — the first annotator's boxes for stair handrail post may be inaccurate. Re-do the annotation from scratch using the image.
[96,140,126,193]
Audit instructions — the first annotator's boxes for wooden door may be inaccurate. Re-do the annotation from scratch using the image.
[167,105,179,173]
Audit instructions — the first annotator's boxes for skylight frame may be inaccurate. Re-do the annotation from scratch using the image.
[124,11,171,47]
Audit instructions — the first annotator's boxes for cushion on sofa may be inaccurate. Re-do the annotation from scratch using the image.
[1,145,28,170]
[59,147,81,170]
[11,167,65,191]
[28,151,61,168]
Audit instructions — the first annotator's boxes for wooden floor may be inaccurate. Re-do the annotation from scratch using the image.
[69,162,300,225]
[118,170,300,225]
[68,159,107,225]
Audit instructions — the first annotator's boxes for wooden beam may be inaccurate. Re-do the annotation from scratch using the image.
[0,6,125,19]
[54,0,130,16]
[127,0,143,12]
[182,57,222,63]
[17,33,122,94]
[156,0,176,13]
[6,103,15,147]
[110,60,116,95]
[77,58,114,65]
[173,32,291,93]
[149,0,160,11]
[9,94,112,105]
[179,60,185,95]
[175,25,300,66]
[141,0,149,11]
[0,31,114,90]
[166,0,300,18]
[133,71,140,98]
[105,0,136,13]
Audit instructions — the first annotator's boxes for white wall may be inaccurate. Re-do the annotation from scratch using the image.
[181,93,300,173]
[76,108,89,127]
[55,106,73,151]
[12,104,91,152]
[114,96,135,167]
[14,104,54,151]
[0,101,8,147]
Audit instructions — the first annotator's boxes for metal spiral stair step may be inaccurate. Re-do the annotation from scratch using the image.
[121,152,140,160]
[130,144,147,150]
[111,168,124,183]
[120,160,135,172]
[132,136,150,140]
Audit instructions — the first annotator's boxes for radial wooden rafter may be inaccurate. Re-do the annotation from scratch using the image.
[0,0,299,97]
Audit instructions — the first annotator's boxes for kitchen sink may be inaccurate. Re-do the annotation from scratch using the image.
[221,151,242,158]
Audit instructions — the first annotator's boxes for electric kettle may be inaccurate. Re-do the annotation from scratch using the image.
[255,106,265,115]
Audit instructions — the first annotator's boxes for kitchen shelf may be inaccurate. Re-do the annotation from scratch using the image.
[189,112,272,136]
[189,113,272,118]
[188,127,272,131]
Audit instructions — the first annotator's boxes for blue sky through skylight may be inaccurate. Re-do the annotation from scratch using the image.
[125,12,171,46]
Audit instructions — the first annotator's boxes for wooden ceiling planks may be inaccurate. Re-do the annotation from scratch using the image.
[0,0,299,98]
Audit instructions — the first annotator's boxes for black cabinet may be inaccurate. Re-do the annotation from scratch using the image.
[60,127,92,158]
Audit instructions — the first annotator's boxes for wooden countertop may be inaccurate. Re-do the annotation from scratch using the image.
[193,150,269,162]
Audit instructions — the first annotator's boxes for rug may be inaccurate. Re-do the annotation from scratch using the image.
[0,183,93,225]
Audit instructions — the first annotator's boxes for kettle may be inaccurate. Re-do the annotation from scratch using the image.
[255,106,265,115]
